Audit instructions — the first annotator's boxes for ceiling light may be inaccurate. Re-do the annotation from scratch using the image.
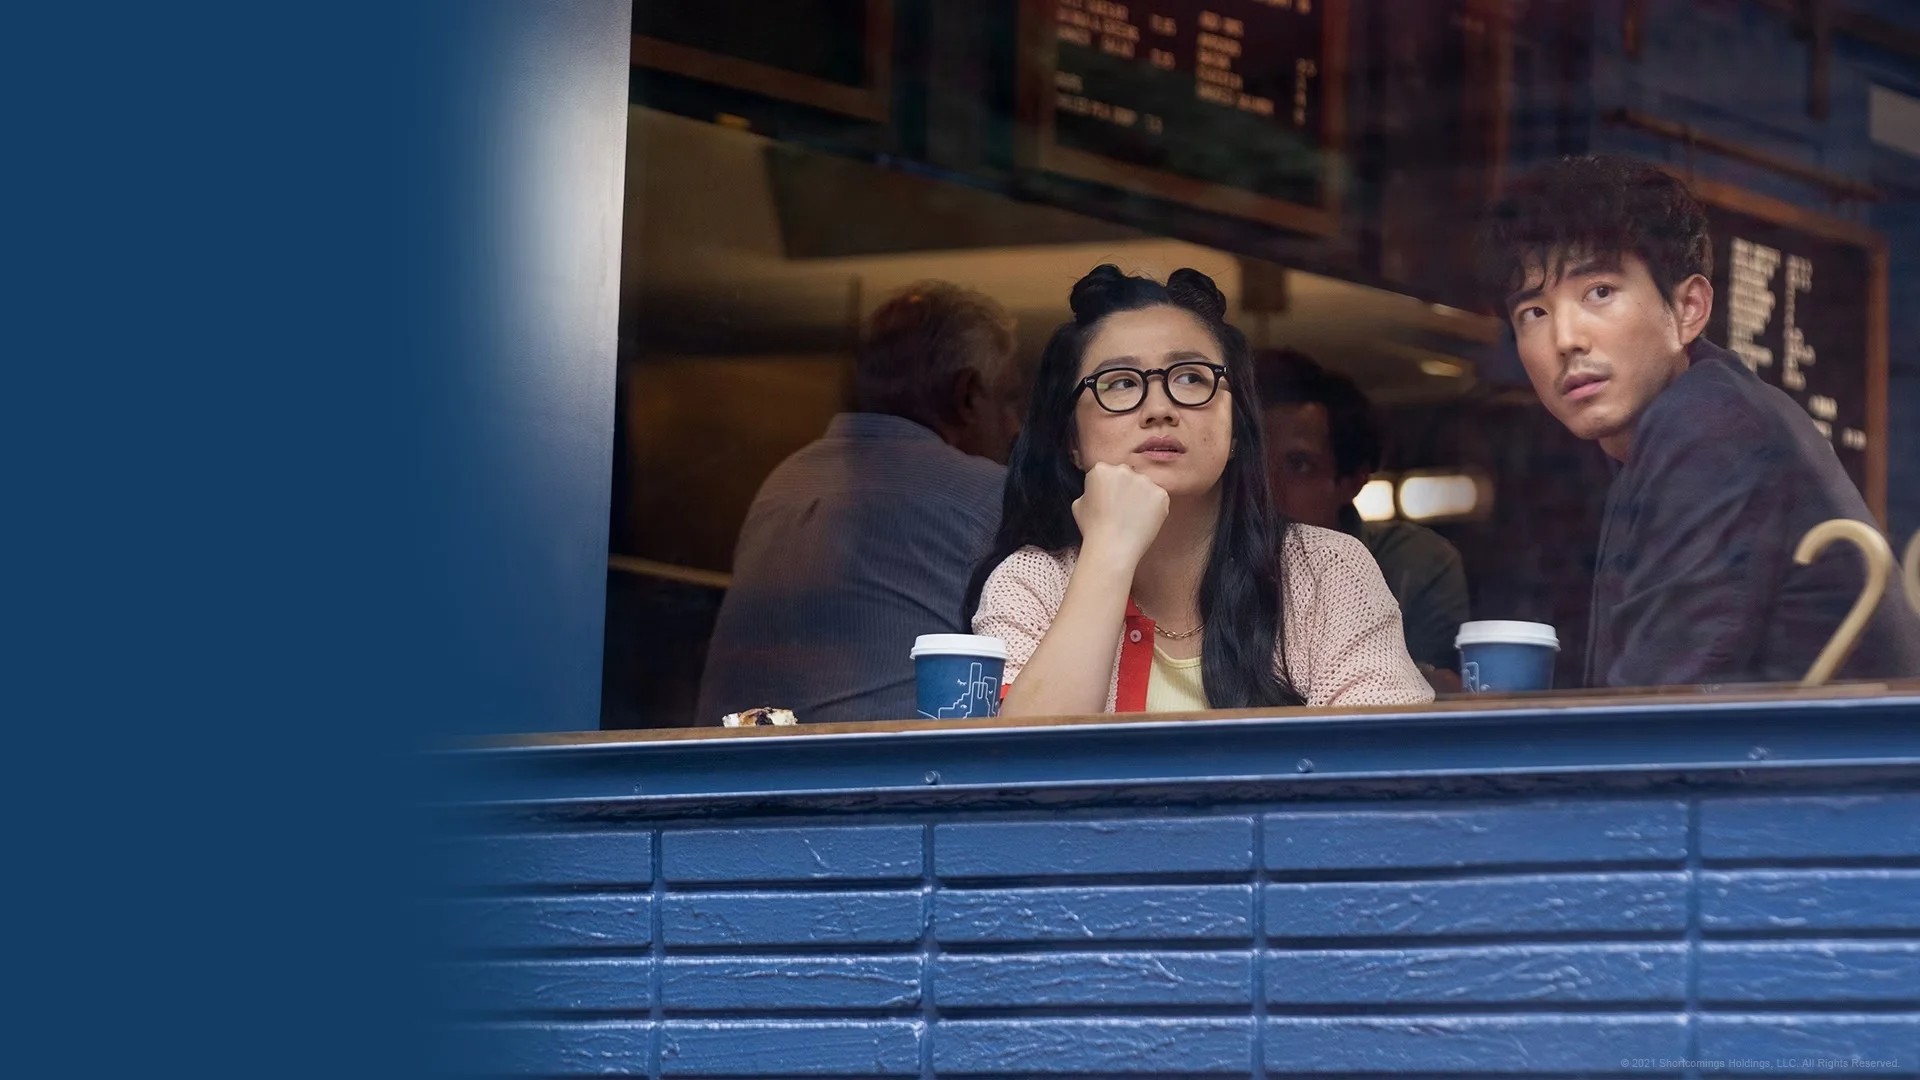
[1398,471,1491,522]
[1354,478,1396,522]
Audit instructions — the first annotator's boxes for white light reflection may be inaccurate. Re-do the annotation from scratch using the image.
[1398,472,1489,522]
[1354,478,1397,522]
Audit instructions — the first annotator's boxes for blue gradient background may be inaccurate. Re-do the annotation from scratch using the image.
[11,2,1919,1076]
[11,3,628,1075]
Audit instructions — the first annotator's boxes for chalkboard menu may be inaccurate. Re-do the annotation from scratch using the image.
[1698,182,1887,514]
[1018,0,1345,235]
[632,0,892,121]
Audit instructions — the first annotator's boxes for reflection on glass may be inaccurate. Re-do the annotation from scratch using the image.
[605,0,1920,726]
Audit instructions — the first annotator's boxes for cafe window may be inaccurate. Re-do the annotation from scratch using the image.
[603,1,1920,728]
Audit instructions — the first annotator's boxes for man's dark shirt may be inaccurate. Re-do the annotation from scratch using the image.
[697,414,1005,724]
[1586,339,1920,687]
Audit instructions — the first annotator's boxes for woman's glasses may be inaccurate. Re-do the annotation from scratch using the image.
[1075,362,1229,414]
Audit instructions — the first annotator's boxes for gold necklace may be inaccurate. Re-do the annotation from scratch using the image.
[1135,600,1204,639]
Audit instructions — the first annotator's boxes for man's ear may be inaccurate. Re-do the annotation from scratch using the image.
[1672,273,1713,347]
[950,366,983,424]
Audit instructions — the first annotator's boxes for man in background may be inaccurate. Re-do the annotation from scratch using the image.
[1477,154,1920,686]
[1257,349,1471,682]
[697,282,1025,723]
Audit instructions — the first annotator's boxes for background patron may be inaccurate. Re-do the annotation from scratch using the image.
[1257,349,1470,680]
[697,282,1025,723]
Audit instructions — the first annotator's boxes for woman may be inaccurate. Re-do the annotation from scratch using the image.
[967,265,1432,714]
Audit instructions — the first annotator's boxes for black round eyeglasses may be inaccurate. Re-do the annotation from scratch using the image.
[1075,362,1229,414]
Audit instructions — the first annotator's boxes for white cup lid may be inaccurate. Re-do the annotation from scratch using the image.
[1455,620,1560,650]
[910,633,1008,660]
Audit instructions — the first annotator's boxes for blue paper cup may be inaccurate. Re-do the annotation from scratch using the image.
[1456,620,1560,693]
[910,634,1007,719]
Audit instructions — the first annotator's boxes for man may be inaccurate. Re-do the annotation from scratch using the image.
[1477,155,1920,687]
[1256,349,1471,677]
[697,282,1025,723]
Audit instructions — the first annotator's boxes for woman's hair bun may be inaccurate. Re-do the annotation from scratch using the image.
[1067,264,1227,325]
[1068,263,1131,320]
[1166,268,1227,322]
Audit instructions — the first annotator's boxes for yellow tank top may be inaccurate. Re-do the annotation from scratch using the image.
[1144,644,1208,713]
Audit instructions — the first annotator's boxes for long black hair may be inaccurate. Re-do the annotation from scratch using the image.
[965,264,1304,708]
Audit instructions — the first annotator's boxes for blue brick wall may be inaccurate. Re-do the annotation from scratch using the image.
[435,789,1920,1076]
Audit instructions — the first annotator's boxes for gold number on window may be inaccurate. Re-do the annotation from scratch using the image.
[1903,530,1920,619]
[1794,519,1895,688]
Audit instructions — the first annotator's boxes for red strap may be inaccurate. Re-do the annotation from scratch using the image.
[1116,599,1154,712]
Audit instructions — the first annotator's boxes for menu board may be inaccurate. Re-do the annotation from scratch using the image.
[632,0,891,121]
[1700,191,1885,509]
[1019,0,1345,234]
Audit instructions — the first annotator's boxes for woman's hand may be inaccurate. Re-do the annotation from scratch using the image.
[1072,461,1169,571]
[998,463,1164,718]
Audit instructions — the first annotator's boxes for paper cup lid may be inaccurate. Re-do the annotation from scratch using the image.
[1455,620,1560,650]
[910,633,1008,660]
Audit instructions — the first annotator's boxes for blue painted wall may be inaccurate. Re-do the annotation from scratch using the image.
[434,698,1920,1076]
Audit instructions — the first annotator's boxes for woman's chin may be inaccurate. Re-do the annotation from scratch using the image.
[1155,476,1225,501]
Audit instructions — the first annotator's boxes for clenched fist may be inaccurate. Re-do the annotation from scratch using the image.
[1073,461,1170,570]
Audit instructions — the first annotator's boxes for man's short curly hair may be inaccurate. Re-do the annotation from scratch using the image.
[853,281,1016,426]
[1476,155,1712,312]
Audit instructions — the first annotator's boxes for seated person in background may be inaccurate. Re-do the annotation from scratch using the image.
[697,282,1026,724]
[1477,155,1920,687]
[968,265,1432,713]
[1256,349,1471,682]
